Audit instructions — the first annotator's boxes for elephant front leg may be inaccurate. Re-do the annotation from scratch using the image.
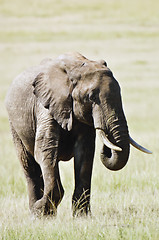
[72,127,95,217]
[33,123,64,217]
[32,160,64,216]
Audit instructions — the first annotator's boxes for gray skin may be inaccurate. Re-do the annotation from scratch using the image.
[5,52,131,217]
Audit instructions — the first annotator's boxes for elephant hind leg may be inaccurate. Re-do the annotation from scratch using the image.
[9,122,44,211]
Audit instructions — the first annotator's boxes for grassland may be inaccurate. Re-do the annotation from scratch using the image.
[0,0,159,239]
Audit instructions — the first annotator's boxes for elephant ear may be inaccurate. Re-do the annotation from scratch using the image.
[33,64,73,131]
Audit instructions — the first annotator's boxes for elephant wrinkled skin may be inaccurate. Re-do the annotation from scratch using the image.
[5,52,151,217]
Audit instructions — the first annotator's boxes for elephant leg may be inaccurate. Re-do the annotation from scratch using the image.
[72,127,95,217]
[9,123,44,209]
[33,150,64,216]
[33,121,64,216]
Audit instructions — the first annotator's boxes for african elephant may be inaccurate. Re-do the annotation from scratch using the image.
[5,52,151,217]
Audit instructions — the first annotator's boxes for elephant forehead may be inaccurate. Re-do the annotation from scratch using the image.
[82,67,113,82]
[83,61,110,74]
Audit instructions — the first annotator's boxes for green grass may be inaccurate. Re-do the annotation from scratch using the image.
[0,0,159,239]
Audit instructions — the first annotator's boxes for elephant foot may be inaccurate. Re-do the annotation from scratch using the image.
[73,208,91,218]
[72,188,91,217]
[72,201,91,217]
[31,196,57,217]
[72,196,91,217]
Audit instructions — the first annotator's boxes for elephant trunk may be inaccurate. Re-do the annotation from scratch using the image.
[98,117,130,171]
[100,142,130,171]
[93,103,152,171]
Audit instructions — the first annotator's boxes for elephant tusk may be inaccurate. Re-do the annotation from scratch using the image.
[129,137,152,154]
[96,129,122,152]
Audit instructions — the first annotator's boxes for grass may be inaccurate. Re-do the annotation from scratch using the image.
[0,0,159,239]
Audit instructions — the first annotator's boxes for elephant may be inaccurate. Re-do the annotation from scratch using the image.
[5,52,152,217]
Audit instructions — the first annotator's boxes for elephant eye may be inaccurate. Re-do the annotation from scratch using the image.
[89,89,100,105]
[81,62,87,67]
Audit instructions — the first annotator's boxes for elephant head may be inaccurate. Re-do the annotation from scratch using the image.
[33,52,152,171]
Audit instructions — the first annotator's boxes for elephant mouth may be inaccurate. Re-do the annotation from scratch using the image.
[102,145,112,158]
[96,128,152,154]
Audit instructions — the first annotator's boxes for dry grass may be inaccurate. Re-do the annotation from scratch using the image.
[0,0,159,239]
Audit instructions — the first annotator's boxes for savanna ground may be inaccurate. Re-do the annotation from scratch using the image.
[0,0,159,239]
